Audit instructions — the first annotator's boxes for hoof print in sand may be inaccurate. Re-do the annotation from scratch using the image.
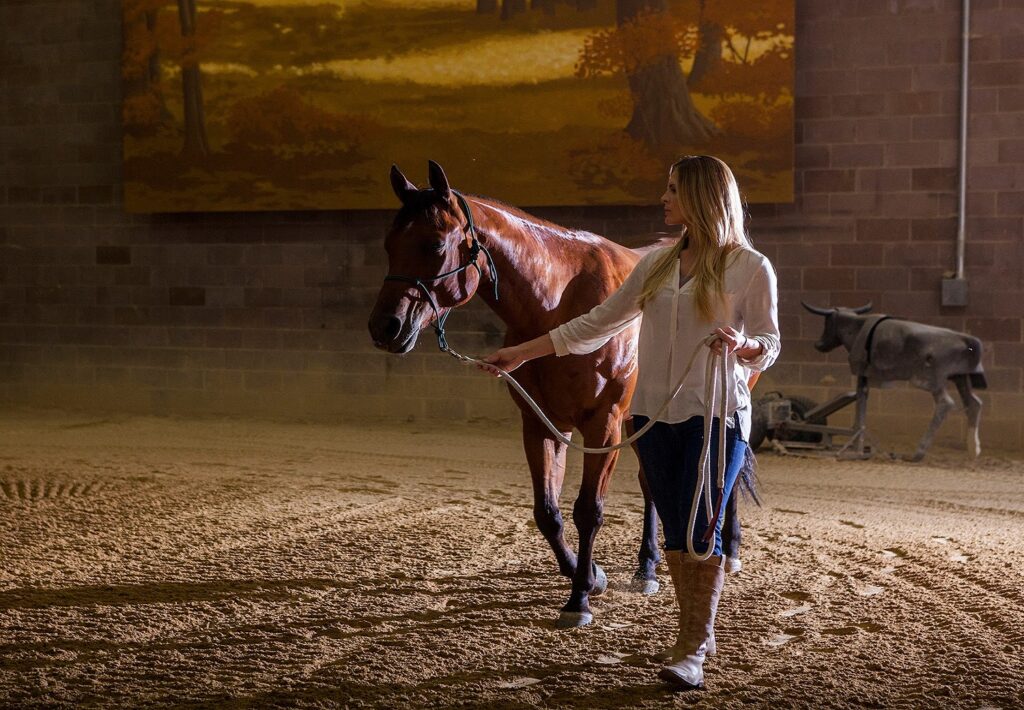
[779,604,812,618]
[0,477,107,502]
[765,632,799,647]
[497,677,541,689]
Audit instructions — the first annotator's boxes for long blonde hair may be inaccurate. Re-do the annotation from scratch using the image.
[637,155,751,321]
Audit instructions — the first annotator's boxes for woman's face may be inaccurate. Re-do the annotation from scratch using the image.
[661,172,686,228]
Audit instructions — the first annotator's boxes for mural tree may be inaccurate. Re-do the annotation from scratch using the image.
[176,0,209,157]
[122,0,171,136]
[691,0,793,152]
[122,0,221,156]
[576,0,716,150]
[688,0,723,89]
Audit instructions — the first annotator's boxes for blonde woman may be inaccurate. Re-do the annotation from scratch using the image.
[478,155,780,690]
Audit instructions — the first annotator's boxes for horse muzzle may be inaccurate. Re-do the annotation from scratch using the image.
[368,314,420,354]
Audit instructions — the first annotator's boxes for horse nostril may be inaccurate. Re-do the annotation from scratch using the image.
[383,316,402,340]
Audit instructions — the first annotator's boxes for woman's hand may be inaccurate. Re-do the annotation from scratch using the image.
[476,334,556,377]
[709,326,762,359]
[477,345,528,377]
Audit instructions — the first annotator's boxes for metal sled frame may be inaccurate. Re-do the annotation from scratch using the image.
[770,376,881,459]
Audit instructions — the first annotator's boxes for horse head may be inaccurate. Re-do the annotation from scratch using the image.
[802,301,872,352]
[368,161,491,354]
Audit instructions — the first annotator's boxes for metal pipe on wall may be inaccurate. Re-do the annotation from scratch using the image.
[944,0,971,306]
[956,0,970,278]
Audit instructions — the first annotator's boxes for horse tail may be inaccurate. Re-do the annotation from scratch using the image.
[736,446,762,507]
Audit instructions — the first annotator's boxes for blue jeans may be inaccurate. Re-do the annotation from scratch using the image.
[631,415,747,557]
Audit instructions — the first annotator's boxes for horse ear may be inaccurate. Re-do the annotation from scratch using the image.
[801,301,834,316]
[390,164,417,205]
[427,160,451,201]
[852,302,873,314]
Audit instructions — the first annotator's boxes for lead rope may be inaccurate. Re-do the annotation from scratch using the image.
[687,336,730,562]
[445,336,726,456]
[446,336,731,561]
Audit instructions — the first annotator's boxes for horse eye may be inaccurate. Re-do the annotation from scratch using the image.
[428,241,445,254]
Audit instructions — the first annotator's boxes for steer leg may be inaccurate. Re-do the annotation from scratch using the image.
[522,415,577,579]
[907,385,955,462]
[953,374,983,457]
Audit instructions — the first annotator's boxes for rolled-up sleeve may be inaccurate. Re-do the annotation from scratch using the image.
[550,251,656,357]
[737,256,780,371]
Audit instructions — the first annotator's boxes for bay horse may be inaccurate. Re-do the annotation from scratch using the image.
[367,161,748,628]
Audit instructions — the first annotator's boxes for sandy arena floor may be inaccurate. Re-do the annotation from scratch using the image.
[1,411,1022,709]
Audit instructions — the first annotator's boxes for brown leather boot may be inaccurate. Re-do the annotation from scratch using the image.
[658,549,725,690]
[654,550,716,660]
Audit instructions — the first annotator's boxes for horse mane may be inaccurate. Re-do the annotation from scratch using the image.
[465,194,569,232]
[469,194,678,256]
[391,189,675,259]
[467,193,628,252]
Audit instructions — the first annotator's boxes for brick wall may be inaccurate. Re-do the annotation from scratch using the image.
[1,0,1022,451]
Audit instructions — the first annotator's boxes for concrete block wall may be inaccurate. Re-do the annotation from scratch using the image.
[1,0,1022,451]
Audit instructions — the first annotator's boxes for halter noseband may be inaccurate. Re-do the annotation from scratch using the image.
[382,190,499,351]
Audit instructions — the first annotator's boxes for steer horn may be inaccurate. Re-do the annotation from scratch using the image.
[852,302,873,314]
[801,301,834,316]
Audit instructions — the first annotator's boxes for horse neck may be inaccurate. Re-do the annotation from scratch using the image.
[468,197,574,334]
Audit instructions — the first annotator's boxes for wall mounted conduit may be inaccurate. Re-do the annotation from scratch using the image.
[943,0,971,307]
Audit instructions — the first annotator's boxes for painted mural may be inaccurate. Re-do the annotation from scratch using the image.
[122,0,794,212]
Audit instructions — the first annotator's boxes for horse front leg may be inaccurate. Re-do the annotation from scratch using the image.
[626,418,661,594]
[557,417,620,629]
[521,416,577,579]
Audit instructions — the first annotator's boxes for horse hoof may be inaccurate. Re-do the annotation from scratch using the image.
[556,610,594,629]
[628,577,660,595]
[590,563,608,596]
[724,557,742,574]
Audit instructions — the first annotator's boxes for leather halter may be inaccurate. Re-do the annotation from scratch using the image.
[383,190,499,351]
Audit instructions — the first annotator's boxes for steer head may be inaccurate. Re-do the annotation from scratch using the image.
[802,301,872,352]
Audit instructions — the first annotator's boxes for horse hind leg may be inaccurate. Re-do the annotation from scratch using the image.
[953,374,983,457]
[907,384,956,462]
[721,493,742,573]
[627,418,660,595]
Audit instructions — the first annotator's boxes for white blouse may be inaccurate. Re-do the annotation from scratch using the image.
[549,244,780,440]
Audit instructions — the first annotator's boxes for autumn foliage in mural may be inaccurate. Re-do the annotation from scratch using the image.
[121,0,792,212]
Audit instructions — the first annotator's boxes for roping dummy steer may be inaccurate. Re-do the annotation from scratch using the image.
[802,302,986,461]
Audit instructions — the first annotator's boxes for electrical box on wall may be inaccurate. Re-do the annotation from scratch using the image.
[942,277,969,306]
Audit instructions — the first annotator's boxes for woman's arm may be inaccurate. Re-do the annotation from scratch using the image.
[478,249,661,377]
[548,249,659,357]
[734,257,781,371]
